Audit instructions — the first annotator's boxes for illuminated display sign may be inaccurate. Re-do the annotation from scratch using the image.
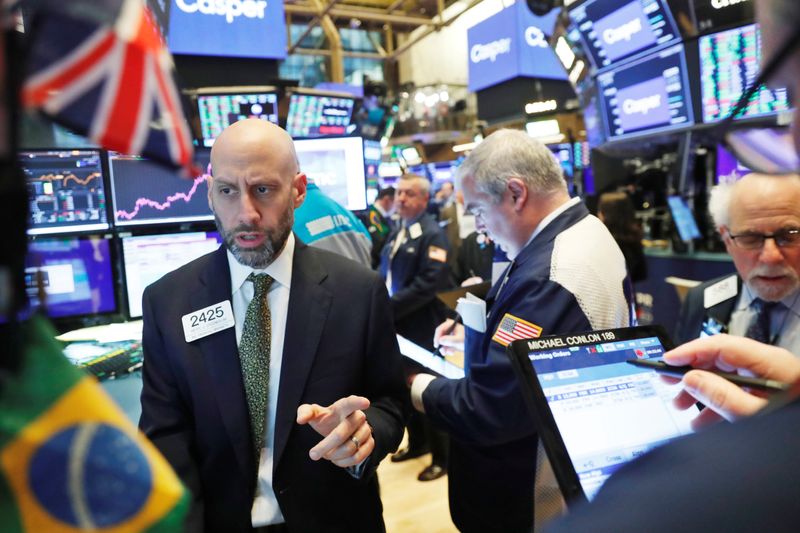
[467,2,567,92]
[168,0,287,59]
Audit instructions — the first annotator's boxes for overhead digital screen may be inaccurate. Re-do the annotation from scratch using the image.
[569,0,680,71]
[286,93,356,139]
[597,43,694,141]
[197,91,279,147]
[22,150,110,236]
[699,23,790,123]
[109,150,213,227]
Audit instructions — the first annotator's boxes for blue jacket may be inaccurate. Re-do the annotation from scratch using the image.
[380,213,452,350]
[423,201,631,532]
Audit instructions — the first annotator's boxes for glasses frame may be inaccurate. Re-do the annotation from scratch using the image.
[726,228,800,250]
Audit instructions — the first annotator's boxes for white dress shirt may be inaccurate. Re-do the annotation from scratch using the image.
[227,233,295,527]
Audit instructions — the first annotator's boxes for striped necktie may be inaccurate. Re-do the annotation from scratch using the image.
[239,272,274,458]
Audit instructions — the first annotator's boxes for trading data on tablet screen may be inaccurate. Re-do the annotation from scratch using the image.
[528,335,698,499]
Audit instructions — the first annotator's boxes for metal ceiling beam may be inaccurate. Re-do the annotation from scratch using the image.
[385,0,405,14]
[287,0,339,54]
[284,3,435,26]
[293,48,386,59]
[390,0,482,59]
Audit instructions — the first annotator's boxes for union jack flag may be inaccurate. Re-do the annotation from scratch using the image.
[21,0,194,173]
[492,313,543,347]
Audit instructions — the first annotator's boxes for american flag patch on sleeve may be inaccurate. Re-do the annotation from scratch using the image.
[491,313,543,346]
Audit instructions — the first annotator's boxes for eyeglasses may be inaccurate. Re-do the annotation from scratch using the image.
[718,26,800,175]
[727,228,800,250]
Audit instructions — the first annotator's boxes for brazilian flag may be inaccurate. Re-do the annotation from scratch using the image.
[0,316,187,532]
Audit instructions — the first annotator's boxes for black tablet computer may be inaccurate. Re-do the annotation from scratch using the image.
[507,325,699,505]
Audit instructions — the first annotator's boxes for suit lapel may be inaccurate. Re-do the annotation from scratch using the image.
[195,247,255,484]
[273,242,332,470]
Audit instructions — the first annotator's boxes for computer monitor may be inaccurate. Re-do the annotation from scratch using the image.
[699,24,790,123]
[363,139,383,180]
[716,143,751,184]
[597,43,695,141]
[294,136,367,211]
[196,88,279,147]
[667,196,701,242]
[25,235,116,319]
[121,231,222,318]
[568,0,681,71]
[22,149,110,235]
[286,92,356,139]
[109,150,213,227]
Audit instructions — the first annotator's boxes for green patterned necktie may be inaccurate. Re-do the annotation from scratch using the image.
[239,272,275,458]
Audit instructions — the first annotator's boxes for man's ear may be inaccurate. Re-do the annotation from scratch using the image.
[207,176,214,211]
[293,173,308,208]
[507,178,527,210]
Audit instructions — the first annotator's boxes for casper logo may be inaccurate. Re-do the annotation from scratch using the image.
[623,94,661,115]
[524,26,548,48]
[470,38,512,63]
[176,0,268,24]
[603,17,643,46]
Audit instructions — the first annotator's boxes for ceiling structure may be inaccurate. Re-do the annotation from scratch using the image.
[283,0,484,81]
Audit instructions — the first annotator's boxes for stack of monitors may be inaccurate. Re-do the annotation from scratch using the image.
[23,150,110,236]
[568,0,681,73]
[197,90,279,147]
[294,136,367,211]
[286,93,355,139]
[108,150,213,227]
[699,24,790,123]
[596,43,694,141]
[121,232,222,318]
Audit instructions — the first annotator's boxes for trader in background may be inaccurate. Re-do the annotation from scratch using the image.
[293,178,372,267]
[418,129,631,532]
[675,172,800,351]
[380,173,452,482]
[366,186,395,268]
[140,119,406,531]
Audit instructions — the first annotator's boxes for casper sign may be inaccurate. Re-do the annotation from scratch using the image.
[168,0,287,59]
[467,2,567,92]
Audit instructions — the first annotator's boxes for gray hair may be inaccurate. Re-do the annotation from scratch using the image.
[708,181,735,228]
[456,129,566,202]
[400,173,431,196]
[709,173,800,228]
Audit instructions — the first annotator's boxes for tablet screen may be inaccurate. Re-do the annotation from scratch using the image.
[518,328,698,501]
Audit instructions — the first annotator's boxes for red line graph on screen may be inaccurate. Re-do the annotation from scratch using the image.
[115,174,208,220]
[34,172,101,185]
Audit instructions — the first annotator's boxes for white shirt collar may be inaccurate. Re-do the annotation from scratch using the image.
[374,203,390,218]
[227,232,295,295]
[522,196,580,251]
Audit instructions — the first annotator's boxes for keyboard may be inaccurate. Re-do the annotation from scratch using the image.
[80,342,143,380]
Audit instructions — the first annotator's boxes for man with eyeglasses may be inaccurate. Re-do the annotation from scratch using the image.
[675,173,800,351]
[546,1,800,531]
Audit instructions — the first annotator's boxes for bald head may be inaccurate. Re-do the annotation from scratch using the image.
[207,118,307,269]
[211,118,299,180]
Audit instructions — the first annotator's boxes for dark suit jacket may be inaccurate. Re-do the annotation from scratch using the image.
[674,274,742,345]
[379,214,453,350]
[139,240,406,532]
[546,398,800,533]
